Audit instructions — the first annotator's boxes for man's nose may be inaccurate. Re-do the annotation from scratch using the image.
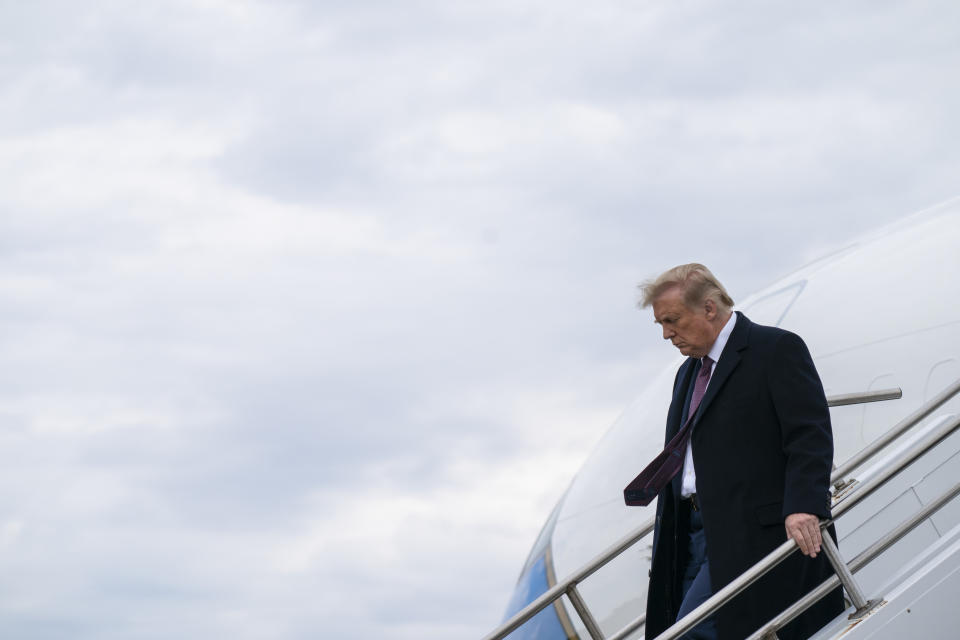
[662,326,674,340]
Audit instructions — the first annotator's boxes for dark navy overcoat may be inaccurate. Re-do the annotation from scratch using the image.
[642,312,844,639]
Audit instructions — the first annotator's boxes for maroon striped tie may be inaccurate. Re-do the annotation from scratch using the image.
[624,356,714,506]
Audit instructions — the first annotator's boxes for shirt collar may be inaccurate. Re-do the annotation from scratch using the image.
[706,311,736,364]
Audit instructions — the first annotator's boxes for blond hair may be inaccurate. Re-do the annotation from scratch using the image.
[639,263,734,312]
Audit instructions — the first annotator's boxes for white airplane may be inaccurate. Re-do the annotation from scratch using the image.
[489,198,960,639]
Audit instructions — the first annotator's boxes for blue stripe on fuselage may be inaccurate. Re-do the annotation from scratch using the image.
[500,553,570,639]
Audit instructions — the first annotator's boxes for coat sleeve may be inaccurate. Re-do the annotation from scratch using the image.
[769,331,834,519]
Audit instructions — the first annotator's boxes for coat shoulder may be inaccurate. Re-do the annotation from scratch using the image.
[739,314,805,351]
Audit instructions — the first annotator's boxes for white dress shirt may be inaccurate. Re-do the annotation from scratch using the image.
[680,312,737,498]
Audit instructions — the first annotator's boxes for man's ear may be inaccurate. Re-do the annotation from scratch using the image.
[704,298,716,319]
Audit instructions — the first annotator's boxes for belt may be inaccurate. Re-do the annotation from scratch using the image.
[681,493,700,512]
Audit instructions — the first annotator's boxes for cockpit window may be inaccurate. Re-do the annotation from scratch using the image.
[739,280,806,327]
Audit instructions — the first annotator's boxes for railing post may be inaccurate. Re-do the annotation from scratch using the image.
[819,533,881,619]
[566,584,605,640]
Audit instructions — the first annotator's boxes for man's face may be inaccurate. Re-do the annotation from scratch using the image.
[652,287,718,358]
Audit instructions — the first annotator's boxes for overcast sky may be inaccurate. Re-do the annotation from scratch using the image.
[1,1,959,638]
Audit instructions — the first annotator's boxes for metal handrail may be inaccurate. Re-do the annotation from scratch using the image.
[830,411,959,518]
[480,381,956,640]
[826,387,902,407]
[606,612,646,640]
[832,378,960,486]
[480,519,654,640]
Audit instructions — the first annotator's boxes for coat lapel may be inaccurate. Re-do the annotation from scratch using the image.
[693,311,751,427]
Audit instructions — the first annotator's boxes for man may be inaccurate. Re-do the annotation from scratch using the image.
[623,264,844,639]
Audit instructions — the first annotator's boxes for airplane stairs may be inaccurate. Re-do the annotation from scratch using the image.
[482,378,960,640]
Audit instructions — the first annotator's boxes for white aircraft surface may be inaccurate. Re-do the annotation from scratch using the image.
[495,198,960,639]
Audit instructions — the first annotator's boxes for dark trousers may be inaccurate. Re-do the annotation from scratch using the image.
[676,505,718,640]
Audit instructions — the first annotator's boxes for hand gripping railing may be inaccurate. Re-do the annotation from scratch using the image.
[481,386,911,640]
[746,478,960,640]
